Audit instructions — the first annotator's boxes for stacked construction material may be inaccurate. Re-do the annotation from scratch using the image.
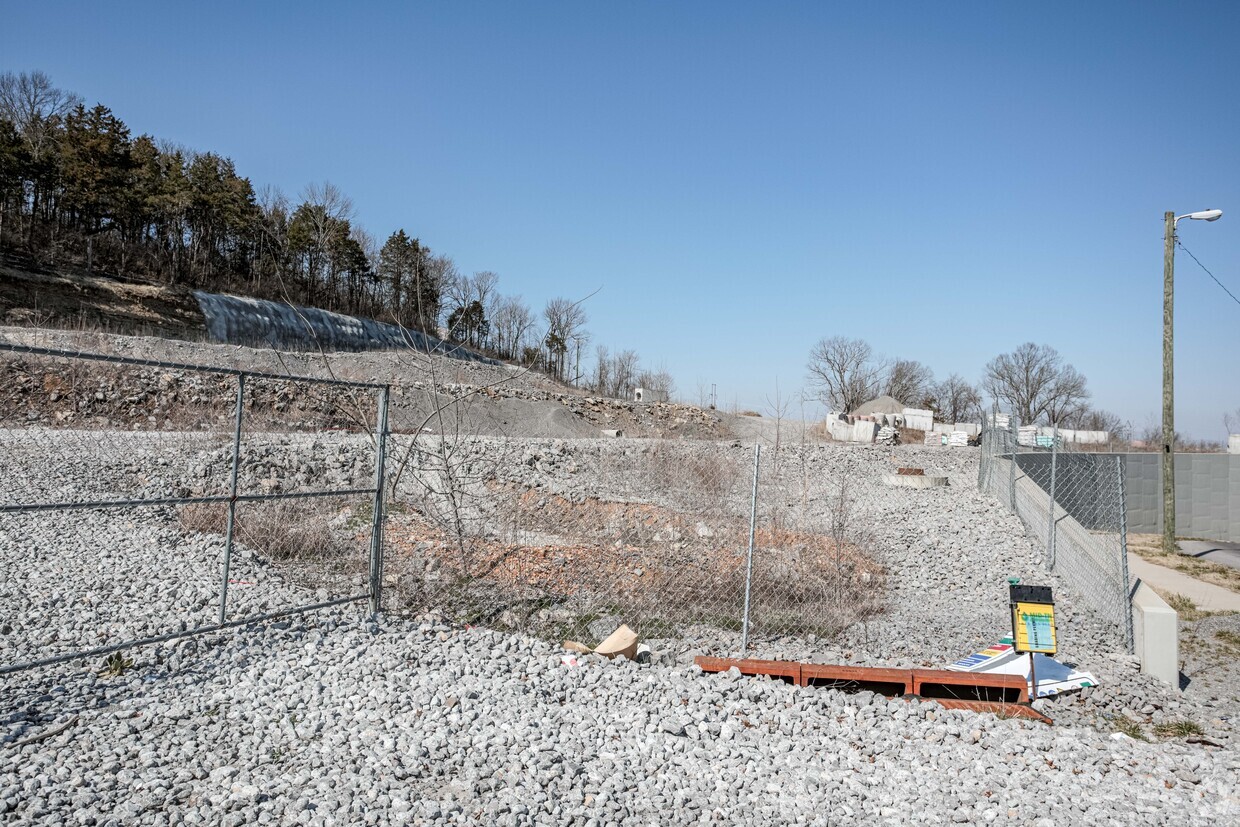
[876,425,899,445]
[924,432,946,446]
[1017,425,1039,446]
[948,431,970,447]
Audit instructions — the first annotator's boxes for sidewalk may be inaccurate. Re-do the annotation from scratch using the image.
[1127,553,1240,612]
[1177,539,1240,572]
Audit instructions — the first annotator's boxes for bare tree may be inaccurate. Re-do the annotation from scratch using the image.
[425,254,457,329]
[470,270,499,309]
[591,344,611,395]
[983,343,1089,426]
[296,182,354,299]
[765,378,792,456]
[637,365,675,400]
[0,70,81,157]
[883,359,934,407]
[613,349,640,399]
[491,294,535,360]
[0,71,83,245]
[806,336,883,414]
[931,374,983,424]
[444,270,501,340]
[543,297,588,382]
[1224,407,1240,436]
[1065,408,1123,434]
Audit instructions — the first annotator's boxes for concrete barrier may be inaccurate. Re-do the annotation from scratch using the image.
[851,421,878,443]
[882,474,949,488]
[902,408,934,431]
[1036,427,1111,445]
[1131,581,1179,686]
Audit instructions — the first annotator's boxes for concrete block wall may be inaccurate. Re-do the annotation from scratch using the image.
[932,422,980,436]
[1123,454,1161,534]
[1032,426,1111,445]
[901,408,934,431]
[1019,452,1239,543]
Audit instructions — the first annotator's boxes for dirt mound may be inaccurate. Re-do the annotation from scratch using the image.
[0,326,735,440]
[0,264,205,337]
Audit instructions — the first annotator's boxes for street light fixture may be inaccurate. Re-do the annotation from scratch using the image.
[1176,209,1223,225]
[1162,208,1223,554]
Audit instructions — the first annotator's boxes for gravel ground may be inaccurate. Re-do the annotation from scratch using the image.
[2,430,1239,824]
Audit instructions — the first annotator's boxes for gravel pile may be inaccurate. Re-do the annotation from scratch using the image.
[3,427,1239,824]
[3,616,1238,825]
[0,327,728,440]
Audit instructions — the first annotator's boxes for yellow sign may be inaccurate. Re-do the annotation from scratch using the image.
[1012,601,1057,654]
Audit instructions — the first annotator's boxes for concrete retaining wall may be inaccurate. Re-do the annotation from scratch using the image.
[1131,582,1179,686]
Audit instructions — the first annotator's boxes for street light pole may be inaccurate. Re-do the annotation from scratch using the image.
[1161,208,1223,555]
[1162,211,1176,555]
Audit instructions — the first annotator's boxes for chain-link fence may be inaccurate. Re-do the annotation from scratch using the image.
[1,339,884,670]
[0,342,389,675]
[379,436,882,653]
[978,414,1133,652]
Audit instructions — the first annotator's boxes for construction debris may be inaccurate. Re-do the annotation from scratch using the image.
[694,656,1049,723]
[946,638,1098,699]
[563,624,639,660]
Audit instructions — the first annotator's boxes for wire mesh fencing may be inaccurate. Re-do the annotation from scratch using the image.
[978,414,1133,652]
[3,331,897,668]
[0,341,389,675]
[377,436,884,653]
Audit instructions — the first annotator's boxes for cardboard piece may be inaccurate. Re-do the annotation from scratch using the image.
[562,624,639,661]
[946,637,1098,698]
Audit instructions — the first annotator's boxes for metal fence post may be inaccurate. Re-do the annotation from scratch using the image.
[739,443,761,652]
[1008,418,1018,511]
[1116,457,1134,654]
[1047,425,1059,569]
[218,373,246,625]
[368,385,391,616]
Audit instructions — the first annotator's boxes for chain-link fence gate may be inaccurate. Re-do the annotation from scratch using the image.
[978,413,1134,652]
[0,342,389,675]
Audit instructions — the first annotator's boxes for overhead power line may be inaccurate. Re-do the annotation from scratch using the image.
[1176,239,1240,309]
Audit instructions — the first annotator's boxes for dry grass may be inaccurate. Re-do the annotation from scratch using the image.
[1127,534,1240,594]
[1162,592,1208,621]
[1154,719,1205,739]
[383,488,886,641]
[179,500,363,562]
[1109,716,1148,741]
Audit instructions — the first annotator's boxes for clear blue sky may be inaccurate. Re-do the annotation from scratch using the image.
[5,1,1239,438]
